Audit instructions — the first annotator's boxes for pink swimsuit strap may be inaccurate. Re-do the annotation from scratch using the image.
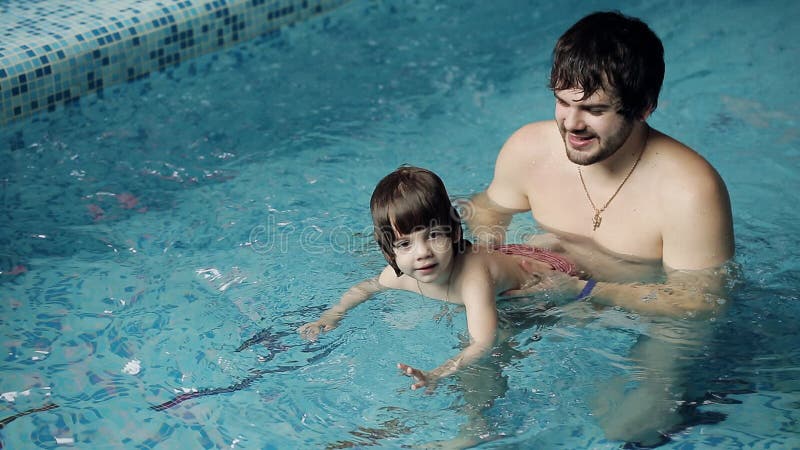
[494,244,578,276]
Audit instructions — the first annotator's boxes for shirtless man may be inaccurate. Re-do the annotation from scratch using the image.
[466,11,734,315]
[464,11,735,445]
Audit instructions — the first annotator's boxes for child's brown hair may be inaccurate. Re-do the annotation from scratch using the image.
[370,166,467,276]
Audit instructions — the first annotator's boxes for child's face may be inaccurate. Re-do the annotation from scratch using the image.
[391,225,455,285]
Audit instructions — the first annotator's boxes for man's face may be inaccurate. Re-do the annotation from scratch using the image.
[554,88,634,165]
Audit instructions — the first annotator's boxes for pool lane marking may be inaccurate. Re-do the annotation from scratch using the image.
[0,403,59,429]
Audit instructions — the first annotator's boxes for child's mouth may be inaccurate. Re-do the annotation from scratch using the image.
[416,263,438,273]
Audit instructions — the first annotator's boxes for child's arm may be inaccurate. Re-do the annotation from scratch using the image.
[398,275,498,390]
[298,275,386,341]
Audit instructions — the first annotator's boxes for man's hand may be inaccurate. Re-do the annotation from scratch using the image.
[504,262,582,298]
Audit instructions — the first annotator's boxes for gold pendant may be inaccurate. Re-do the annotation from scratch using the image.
[592,211,602,231]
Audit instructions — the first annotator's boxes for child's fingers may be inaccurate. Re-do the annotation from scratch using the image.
[298,324,321,341]
[398,363,429,390]
[411,380,427,390]
[397,363,417,377]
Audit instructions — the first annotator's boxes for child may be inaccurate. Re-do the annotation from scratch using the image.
[298,166,580,390]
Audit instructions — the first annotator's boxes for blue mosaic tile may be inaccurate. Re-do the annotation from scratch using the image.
[0,0,350,124]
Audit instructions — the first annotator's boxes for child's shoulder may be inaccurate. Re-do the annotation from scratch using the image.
[458,247,500,276]
[462,244,505,262]
[377,265,413,290]
[457,244,520,285]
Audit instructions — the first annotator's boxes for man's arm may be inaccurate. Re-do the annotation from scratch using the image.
[597,154,734,315]
[588,268,730,317]
[462,192,523,245]
[464,125,537,245]
[511,263,731,317]
[577,152,734,316]
[661,161,735,271]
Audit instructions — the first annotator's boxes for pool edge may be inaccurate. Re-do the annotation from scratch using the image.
[0,0,350,126]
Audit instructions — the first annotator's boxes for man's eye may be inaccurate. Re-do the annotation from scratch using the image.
[393,241,411,249]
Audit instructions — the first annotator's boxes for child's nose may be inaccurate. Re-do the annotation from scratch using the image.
[415,241,433,258]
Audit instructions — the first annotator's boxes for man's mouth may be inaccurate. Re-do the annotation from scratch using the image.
[568,132,596,149]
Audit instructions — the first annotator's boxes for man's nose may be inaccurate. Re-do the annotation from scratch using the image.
[563,109,585,131]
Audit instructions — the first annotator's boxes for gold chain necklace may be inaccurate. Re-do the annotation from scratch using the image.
[578,146,645,231]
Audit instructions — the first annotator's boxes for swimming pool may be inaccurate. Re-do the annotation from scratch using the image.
[2,0,799,448]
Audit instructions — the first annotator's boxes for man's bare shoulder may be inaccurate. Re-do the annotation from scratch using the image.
[502,120,560,154]
[645,129,734,269]
[485,120,564,212]
[496,120,563,174]
[648,130,727,193]
[645,129,731,221]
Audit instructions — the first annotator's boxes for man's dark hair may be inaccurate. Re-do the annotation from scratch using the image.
[549,11,665,119]
[370,166,466,276]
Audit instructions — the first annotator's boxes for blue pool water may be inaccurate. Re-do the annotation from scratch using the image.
[2,0,799,448]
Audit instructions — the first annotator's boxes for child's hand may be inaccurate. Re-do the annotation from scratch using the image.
[397,362,435,392]
[297,320,336,341]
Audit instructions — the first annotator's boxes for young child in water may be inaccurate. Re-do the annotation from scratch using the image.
[298,166,581,390]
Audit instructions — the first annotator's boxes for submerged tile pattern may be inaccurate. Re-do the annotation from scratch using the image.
[0,0,348,125]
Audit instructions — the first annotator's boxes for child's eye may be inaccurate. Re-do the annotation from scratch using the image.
[429,229,448,239]
[393,240,411,250]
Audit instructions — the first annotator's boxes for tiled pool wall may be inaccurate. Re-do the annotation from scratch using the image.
[0,0,349,125]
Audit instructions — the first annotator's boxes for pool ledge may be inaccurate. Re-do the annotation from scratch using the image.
[0,0,349,125]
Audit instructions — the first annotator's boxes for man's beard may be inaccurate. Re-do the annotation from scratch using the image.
[561,119,634,166]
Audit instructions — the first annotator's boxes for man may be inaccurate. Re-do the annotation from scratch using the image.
[467,11,734,315]
[464,11,736,445]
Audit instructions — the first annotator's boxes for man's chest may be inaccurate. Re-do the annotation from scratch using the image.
[529,183,663,261]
